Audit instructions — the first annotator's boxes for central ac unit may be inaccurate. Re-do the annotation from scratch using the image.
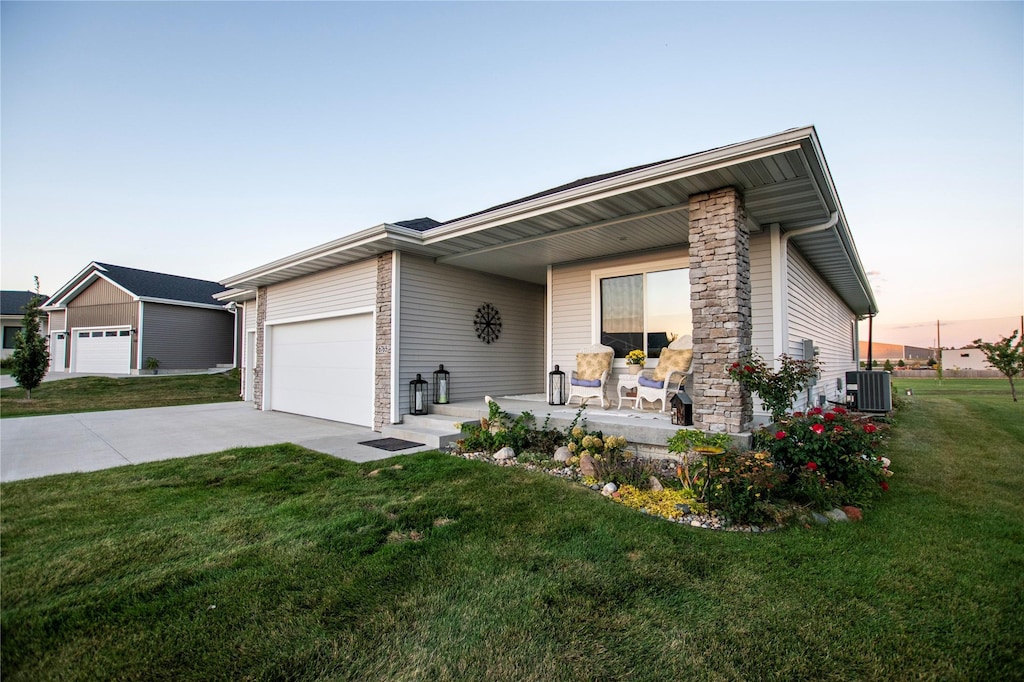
[845,371,892,412]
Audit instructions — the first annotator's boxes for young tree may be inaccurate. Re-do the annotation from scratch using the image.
[973,330,1024,402]
[883,359,894,372]
[9,277,49,400]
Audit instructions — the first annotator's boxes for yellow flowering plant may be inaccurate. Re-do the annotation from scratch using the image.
[626,349,647,366]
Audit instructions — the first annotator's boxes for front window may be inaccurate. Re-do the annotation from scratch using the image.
[3,326,22,349]
[600,267,690,359]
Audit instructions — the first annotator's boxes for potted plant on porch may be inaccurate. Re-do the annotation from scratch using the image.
[626,349,646,375]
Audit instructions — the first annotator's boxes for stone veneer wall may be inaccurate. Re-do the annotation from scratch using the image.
[374,253,393,431]
[688,187,753,433]
[253,286,267,410]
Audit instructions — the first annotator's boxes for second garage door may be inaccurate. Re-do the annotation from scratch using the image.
[267,314,373,426]
[73,329,132,374]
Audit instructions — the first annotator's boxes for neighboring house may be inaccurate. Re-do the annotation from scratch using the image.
[221,126,877,434]
[941,347,992,371]
[43,262,235,374]
[1,290,49,360]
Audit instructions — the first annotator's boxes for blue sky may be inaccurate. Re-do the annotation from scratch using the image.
[2,1,1021,348]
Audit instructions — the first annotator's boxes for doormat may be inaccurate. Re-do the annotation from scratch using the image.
[358,438,424,452]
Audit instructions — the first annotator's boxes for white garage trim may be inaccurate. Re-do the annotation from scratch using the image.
[263,308,375,426]
[70,325,132,374]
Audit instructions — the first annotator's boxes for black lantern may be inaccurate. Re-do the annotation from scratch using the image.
[410,374,428,415]
[433,364,450,404]
[549,365,566,405]
[670,389,693,426]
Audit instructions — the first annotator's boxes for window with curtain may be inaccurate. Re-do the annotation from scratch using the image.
[600,268,690,359]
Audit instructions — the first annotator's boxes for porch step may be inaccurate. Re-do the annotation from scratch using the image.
[381,413,463,450]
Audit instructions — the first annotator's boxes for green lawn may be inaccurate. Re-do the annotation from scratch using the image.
[0,372,241,417]
[1,383,1021,680]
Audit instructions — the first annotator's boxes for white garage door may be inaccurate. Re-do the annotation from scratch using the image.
[268,314,373,426]
[73,329,132,374]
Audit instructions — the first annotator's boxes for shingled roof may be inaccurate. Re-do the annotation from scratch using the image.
[47,263,230,308]
[1,290,47,316]
[93,263,228,305]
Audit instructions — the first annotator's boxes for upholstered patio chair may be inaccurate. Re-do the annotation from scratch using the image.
[635,336,694,412]
[567,343,614,408]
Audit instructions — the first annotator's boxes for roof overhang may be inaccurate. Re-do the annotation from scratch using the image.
[221,126,877,316]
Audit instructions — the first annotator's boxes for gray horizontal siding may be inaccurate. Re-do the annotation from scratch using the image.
[398,255,545,412]
[787,246,857,410]
[141,303,234,370]
[265,259,376,322]
[244,300,257,332]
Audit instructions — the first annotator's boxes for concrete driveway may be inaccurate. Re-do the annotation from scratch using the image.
[1,402,431,483]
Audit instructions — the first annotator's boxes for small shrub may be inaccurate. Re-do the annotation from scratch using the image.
[524,414,566,454]
[455,402,569,456]
[705,449,789,525]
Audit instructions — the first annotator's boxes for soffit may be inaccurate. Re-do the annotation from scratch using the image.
[435,148,824,284]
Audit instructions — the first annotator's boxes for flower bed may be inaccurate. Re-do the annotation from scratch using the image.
[450,401,893,531]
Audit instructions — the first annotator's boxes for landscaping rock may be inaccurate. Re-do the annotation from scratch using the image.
[824,508,849,523]
[553,446,572,462]
[811,512,830,525]
[602,482,617,497]
[493,447,515,461]
[841,506,863,522]
[649,476,664,492]
[579,455,597,477]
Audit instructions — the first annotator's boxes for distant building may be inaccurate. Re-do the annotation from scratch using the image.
[941,347,992,371]
[859,341,933,362]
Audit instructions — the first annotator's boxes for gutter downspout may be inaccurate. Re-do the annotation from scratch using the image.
[770,212,839,369]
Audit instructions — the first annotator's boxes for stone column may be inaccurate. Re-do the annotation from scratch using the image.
[253,286,267,410]
[688,187,753,433]
[374,253,394,431]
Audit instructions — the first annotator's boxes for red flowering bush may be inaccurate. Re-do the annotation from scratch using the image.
[754,407,890,508]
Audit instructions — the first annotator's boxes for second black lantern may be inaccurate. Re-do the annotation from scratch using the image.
[433,364,450,404]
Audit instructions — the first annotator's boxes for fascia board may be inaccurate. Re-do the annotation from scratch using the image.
[50,268,138,307]
[219,224,428,288]
[214,288,257,303]
[421,127,817,243]
[137,297,232,311]
[43,261,103,306]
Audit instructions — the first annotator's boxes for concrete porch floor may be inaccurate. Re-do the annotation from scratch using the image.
[385,394,750,456]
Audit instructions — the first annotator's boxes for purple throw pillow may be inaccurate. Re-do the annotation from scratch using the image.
[637,375,664,389]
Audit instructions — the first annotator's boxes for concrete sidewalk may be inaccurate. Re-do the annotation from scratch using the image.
[1,402,432,483]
